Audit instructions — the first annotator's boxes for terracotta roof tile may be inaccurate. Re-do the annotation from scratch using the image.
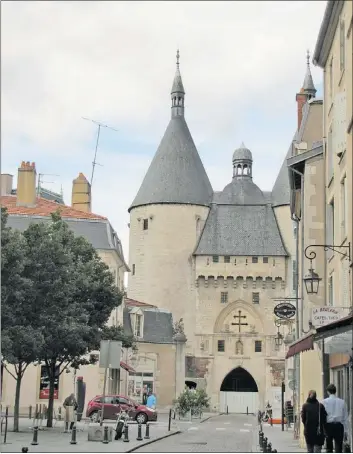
[1,195,106,220]
[124,297,156,308]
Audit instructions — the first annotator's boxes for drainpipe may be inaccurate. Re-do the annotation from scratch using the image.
[290,167,305,334]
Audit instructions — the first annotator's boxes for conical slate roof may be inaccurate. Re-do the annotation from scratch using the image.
[271,138,294,207]
[303,50,316,96]
[129,53,213,212]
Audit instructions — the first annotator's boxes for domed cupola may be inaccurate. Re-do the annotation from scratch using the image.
[232,142,253,178]
[218,143,265,205]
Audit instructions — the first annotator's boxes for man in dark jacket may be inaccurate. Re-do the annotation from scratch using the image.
[301,390,327,453]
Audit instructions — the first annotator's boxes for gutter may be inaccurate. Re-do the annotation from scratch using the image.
[313,1,344,68]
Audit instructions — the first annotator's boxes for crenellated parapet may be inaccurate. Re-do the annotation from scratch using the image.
[195,275,286,290]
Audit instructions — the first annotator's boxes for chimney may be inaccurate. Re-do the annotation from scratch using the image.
[1,174,14,196]
[71,173,91,213]
[296,88,307,131]
[17,161,37,207]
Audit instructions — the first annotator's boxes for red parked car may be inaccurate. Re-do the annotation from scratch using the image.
[86,394,157,424]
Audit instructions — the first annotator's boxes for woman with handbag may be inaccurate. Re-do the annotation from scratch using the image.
[301,390,327,453]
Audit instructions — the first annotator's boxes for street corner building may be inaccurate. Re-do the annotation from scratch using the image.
[285,0,353,449]
[0,162,132,410]
[126,50,309,418]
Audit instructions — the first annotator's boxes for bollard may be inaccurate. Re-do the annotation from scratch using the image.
[144,422,150,440]
[268,442,272,453]
[31,426,39,446]
[29,405,32,420]
[247,406,248,415]
[136,423,143,441]
[102,426,109,444]
[226,405,229,415]
[168,409,172,431]
[70,425,77,445]
[21,448,29,453]
[3,407,9,444]
[263,437,268,453]
[123,423,130,443]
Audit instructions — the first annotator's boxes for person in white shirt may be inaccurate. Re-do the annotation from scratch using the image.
[322,384,349,453]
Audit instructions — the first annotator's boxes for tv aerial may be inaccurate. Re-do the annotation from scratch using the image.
[82,117,119,186]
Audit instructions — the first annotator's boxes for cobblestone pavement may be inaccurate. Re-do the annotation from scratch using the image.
[134,414,257,452]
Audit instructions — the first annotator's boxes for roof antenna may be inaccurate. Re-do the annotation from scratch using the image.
[37,173,60,197]
[82,117,119,187]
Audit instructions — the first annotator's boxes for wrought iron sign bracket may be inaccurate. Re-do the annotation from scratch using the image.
[304,243,351,262]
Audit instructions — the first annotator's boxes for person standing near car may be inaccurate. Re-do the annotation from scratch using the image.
[301,390,327,453]
[146,392,156,409]
[322,384,349,453]
[63,393,78,432]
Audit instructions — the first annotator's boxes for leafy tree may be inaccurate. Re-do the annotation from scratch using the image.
[21,212,129,427]
[1,208,44,431]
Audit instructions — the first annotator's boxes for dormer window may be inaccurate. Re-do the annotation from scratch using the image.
[129,307,144,339]
[135,314,142,337]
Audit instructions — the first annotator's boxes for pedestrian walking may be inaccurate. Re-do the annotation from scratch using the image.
[322,384,349,453]
[63,393,78,431]
[301,390,327,453]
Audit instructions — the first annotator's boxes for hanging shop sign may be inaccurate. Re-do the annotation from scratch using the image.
[311,306,350,328]
[274,302,296,320]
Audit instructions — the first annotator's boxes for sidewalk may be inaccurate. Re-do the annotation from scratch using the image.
[258,423,305,453]
[0,419,180,453]
[0,412,217,453]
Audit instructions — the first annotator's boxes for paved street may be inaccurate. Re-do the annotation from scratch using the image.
[134,414,257,452]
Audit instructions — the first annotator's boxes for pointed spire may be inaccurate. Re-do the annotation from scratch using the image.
[171,49,185,118]
[302,49,316,97]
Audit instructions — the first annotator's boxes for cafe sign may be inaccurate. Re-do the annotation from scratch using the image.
[311,307,350,328]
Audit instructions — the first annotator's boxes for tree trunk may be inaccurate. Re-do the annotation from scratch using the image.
[13,364,23,432]
[46,362,56,428]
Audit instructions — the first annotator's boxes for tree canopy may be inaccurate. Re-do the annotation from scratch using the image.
[1,209,135,427]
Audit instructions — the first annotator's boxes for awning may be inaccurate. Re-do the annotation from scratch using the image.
[324,332,352,354]
[120,361,135,373]
[285,333,314,359]
[314,314,353,341]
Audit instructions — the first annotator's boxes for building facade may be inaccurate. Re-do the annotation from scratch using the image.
[285,0,353,447]
[0,162,130,410]
[127,53,300,415]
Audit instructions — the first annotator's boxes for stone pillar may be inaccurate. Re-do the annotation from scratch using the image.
[174,332,187,398]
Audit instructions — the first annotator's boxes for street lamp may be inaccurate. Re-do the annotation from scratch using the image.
[303,267,321,295]
[275,331,284,347]
[304,243,351,295]
[274,320,283,347]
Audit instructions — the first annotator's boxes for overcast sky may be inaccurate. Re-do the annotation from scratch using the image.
[2,1,327,262]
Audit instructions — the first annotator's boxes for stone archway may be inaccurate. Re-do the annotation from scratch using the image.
[219,367,259,414]
[220,367,258,392]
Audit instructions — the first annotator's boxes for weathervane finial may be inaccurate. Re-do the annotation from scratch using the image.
[306,49,310,66]
[176,49,180,69]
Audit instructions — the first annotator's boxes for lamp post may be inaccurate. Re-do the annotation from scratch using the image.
[303,243,352,448]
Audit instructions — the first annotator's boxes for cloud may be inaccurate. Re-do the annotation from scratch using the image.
[2,0,326,263]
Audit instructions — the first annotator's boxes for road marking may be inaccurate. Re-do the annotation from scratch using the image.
[224,422,231,425]
[240,429,250,432]
[244,423,253,426]
[188,427,199,431]
[216,427,226,431]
